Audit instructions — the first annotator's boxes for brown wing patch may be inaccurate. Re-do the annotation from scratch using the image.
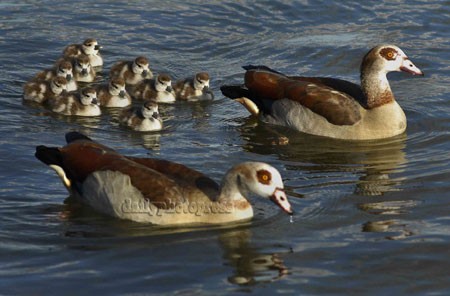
[60,141,185,209]
[127,157,220,201]
[63,44,81,57]
[109,61,127,77]
[245,70,362,125]
[130,80,149,99]
[96,85,110,106]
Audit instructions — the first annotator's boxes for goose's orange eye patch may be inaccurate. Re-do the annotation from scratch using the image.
[380,47,397,60]
[257,170,272,185]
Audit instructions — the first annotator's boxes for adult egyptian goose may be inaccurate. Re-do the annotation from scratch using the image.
[220,45,424,140]
[35,132,293,225]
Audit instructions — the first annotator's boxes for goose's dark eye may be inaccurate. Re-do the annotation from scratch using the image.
[257,169,272,185]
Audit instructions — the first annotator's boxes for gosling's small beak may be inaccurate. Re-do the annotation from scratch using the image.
[119,90,126,98]
[142,70,148,77]
[94,45,101,50]
[92,98,99,105]
[66,74,72,81]
[166,86,173,92]
[152,112,160,119]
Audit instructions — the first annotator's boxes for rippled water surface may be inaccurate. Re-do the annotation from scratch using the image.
[1,0,449,294]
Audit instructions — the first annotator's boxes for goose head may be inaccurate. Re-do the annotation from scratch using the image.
[80,87,98,106]
[155,74,173,92]
[57,60,73,82]
[109,77,127,98]
[361,44,424,77]
[50,76,68,95]
[132,56,151,77]
[141,100,160,119]
[74,55,92,77]
[194,72,210,91]
[222,162,293,215]
[82,38,101,55]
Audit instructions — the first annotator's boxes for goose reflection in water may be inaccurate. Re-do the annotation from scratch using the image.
[237,120,408,197]
[219,229,290,285]
[236,121,418,238]
[57,205,291,284]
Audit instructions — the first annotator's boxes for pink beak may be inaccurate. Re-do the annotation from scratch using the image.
[270,188,293,215]
[400,58,424,76]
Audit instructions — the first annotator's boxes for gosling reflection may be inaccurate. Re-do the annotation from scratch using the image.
[44,110,102,129]
[358,200,418,215]
[219,229,289,285]
[362,220,414,240]
[139,133,161,150]
[354,173,400,196]
[359,200,417,240]
[187,100,214,132]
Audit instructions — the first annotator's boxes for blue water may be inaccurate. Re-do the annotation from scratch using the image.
[0,0,449,295]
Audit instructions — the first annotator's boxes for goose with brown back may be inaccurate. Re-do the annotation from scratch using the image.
[35,132,293,225]
[221,45,423,140]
